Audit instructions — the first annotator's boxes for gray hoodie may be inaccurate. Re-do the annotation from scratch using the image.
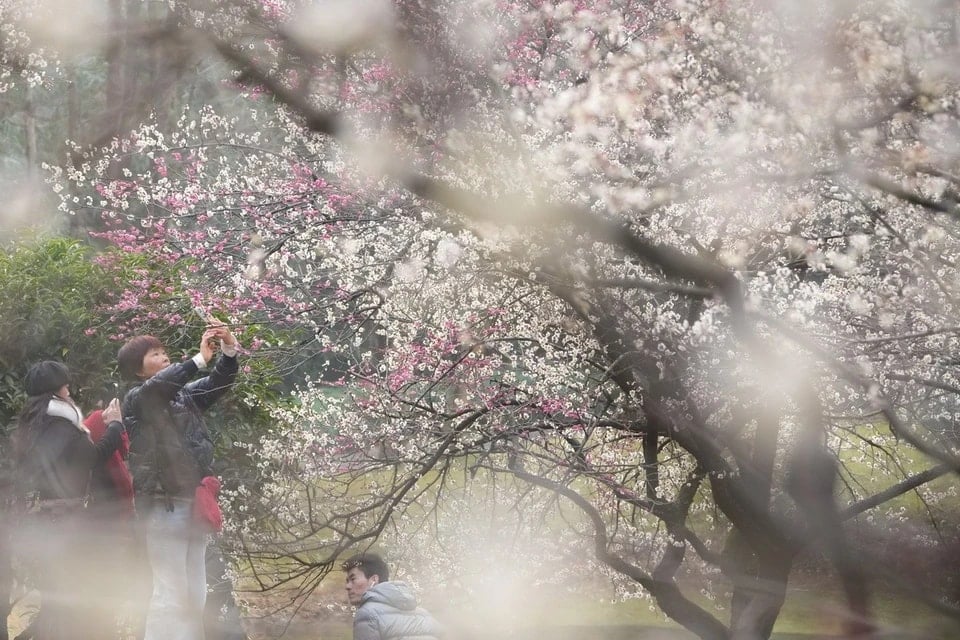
[354,581,443,640]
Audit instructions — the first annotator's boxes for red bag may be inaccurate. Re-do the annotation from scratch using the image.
[193,476,223,533]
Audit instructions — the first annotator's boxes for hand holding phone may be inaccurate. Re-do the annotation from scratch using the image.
[102,397,123,423]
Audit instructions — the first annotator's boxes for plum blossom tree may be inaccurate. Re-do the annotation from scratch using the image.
[32,0,960,638]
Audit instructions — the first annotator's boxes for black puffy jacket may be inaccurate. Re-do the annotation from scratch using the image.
[122,354,237,498]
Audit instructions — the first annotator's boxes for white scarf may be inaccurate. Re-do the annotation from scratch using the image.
[47,396,91,438]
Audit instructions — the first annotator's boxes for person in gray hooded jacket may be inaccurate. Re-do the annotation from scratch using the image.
[342,553,443,640]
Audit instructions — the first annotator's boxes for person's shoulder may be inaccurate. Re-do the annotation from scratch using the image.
[352,605,383,640]
[356,592,398,624]
[31,400,88,445]
[353,600,386,637]
[121,382,144,405]
[46,398,85,429]
[355,599,380,619]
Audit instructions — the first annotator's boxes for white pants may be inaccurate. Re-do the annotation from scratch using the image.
[143,497,208,640]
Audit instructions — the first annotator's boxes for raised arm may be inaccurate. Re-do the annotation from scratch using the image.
[182,352,239,412]
[137,327,220,402]
[182,322,239,412]
[56,416,122,483]
[93,420,125,464]
[138,359,201,402]
[76,404,126,469]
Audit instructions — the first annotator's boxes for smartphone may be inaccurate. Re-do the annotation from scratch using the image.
[193,305,212,324]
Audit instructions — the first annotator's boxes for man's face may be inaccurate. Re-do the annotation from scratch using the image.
[138,347,170,379]
[345,566,378,606]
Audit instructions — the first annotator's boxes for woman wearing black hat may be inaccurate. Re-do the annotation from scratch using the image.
[12,360,125,639]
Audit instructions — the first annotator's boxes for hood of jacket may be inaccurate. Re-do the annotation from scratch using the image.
[360,581,419,611]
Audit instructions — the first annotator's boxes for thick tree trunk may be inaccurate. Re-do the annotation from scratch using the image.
[642,429,659,499]
[725,532,792,640]
[789,446,874,637]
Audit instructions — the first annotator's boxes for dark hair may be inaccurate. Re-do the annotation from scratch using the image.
[117,335,163,380]
[23,360,70,397]
[13,394,59,462]
[341,553,390,582]
[15,361,72,462]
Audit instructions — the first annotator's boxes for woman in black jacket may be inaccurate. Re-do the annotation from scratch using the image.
[118,321,238,640]
[13,360,125,640]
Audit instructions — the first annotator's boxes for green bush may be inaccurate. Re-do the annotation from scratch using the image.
[0,235,286,462]
[0,236,122,427]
